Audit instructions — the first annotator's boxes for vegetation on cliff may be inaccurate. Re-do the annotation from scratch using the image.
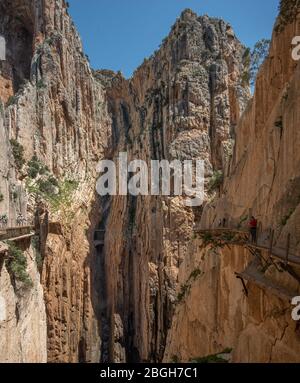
[5,241,33,289]
[10,139,25,171]
[276,0,300,32]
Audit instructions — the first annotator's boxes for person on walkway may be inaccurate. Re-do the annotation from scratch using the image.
[17,213,23,226]
[249,216,258,243]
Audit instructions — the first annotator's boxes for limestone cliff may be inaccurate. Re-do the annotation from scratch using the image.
[0,0,300,364]
[95,9,250,362]
[164,3,300,362]
[0,0,110,362]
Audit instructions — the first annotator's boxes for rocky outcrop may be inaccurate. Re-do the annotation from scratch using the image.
[0,241,47,363]
[96,9,249,362]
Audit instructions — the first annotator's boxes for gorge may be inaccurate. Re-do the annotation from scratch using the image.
[0,0,300,363]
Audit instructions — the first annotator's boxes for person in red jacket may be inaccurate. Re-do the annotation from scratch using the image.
[249,216,258,243]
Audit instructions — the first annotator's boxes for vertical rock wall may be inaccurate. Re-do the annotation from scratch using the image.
[0,0,111,362]
[164,6,300,362]
[97,9,249,362]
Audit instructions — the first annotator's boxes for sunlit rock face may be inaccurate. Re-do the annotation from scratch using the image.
[95,9,249,362]
[164,5,300,363]
[0,0,111,363]
[0,0,299,364]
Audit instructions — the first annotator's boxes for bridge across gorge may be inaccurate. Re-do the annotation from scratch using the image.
[0,225,106,246]
[193,227,300,266]
[0,225,35,243]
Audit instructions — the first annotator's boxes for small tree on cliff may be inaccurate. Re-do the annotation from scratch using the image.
[242,39,270,87]
[250,39,270,85]
[276,0,300,33]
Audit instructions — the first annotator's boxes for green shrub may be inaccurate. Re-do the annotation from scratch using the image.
[200,232,225,250]
[222,348,233,354]
[37,176,58,194]
[27,157,40,179]
[27,155,50,179]
[222,232,235,242]
[177,268,202,303]
[10,139,25,170]
[26,170,79,217]
[190,350,231,364]
[0,192,3,202]
[171,355,180,363]
[237,216,248,229]
[6,95,18,107]
[36,79,46,89]
[12,190,18,201]
[6,241,33,288]
[208,170,224,192]
[275,0,300,33]
[27,156,49,179]
[177,283,190,302]
[241,71,250,86]
[249,39,270,86]
[43,178,79,212]
[189,268,202,281]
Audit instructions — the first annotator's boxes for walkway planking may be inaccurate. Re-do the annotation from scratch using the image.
[94,229,105,247]
[194,227,300,266]
[235,267,298,302]
[0,226,35,242]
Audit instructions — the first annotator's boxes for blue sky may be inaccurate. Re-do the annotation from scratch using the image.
[68,0,279,78]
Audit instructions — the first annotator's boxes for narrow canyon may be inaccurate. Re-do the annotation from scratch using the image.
[0,0,300,363]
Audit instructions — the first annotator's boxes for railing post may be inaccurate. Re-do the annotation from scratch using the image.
[285,233,291,266]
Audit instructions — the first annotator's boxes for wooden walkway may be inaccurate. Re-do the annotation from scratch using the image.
[0,226,35,242]
[194,227,300,266]
[235,268,298,302]
[195,227,300,301]
[94,229,105,247]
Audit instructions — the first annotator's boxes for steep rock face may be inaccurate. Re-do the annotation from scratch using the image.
[164,6,300,362]
[0,243,47,363]
[164,241,300,362]
[96,9,249,362]
[201,7,300,253]
[0,0,111,362]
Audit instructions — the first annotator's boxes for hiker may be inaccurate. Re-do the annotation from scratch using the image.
[222,218,226,228]
[0,214,8,228]
[249,216,258,243]
[17,213,23,226]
